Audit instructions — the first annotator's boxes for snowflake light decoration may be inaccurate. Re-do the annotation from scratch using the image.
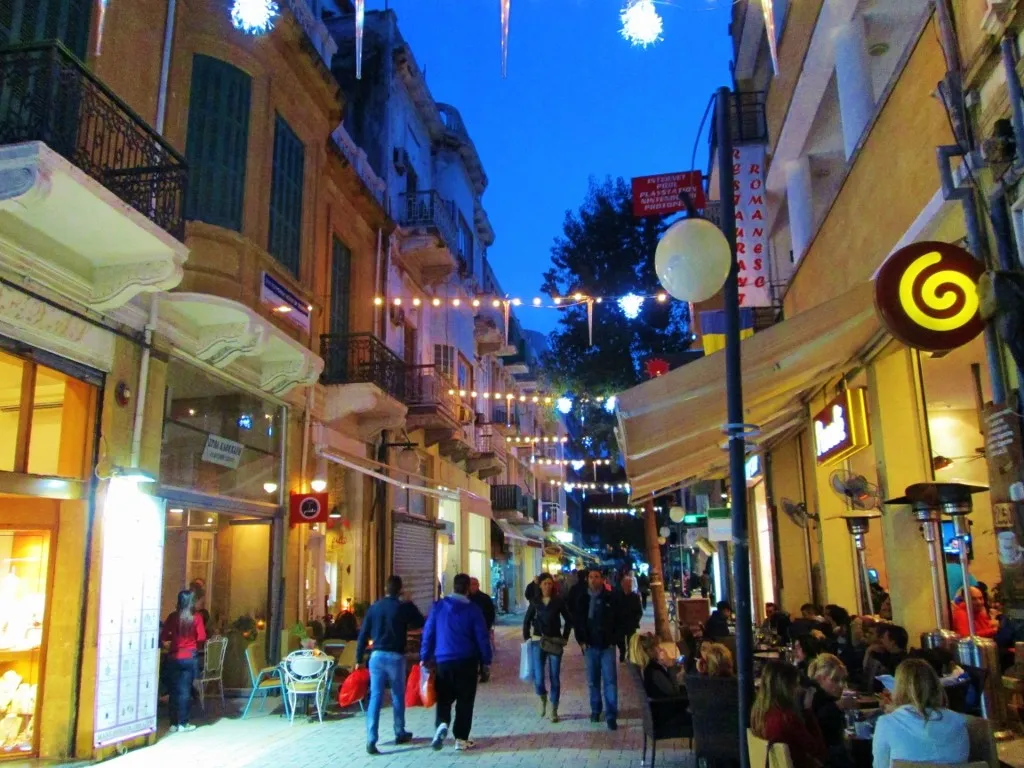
[582,436,594,449]
[618,293,645,319]
[620,0,663,49]
[571,460,586,472]
[556,397,574,415]
[604,395,618,413]
[231,0,278,35]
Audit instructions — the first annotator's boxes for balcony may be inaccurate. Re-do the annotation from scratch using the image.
[397,191,462,285]
[490,483,537,524]
[490,405,520,435]
[474,315,503,355]
[319,333,408,440]
[437,103,487,196]
[330,123,387,213]
[542,502,566,531]
[406,364,472,456]
[0,42,188,310]
[466,424,506,481]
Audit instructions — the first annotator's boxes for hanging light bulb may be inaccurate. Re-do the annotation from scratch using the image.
[311,455,328,494]
[230,0,278,34]
[620,0,663,48]
[618,293,645,320]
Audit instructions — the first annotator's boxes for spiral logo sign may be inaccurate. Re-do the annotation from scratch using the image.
[874,241,985,352]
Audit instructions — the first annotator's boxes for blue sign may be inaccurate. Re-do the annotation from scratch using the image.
[260,272,311,332]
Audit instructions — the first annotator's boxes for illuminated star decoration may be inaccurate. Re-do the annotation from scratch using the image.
[556,397,573,415]
[571,460,586,472]
[231,0,278,35]
[604,395,618,414]
[355,0,365,79]
[500,0,511,78]
[645,358,670,379]
[618,293,645,320]
[620,0,663,48]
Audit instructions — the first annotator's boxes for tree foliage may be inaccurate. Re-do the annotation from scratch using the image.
[539,177,692,455]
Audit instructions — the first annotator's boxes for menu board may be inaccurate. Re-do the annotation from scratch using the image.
[94,486,165,748]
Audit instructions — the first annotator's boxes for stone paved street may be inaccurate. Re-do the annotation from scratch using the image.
[84,613,694,768]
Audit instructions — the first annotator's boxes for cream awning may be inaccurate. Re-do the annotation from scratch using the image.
[617,282,883,501]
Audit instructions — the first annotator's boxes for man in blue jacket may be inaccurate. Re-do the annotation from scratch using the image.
[421,572,492,752]
[356,575,425,756]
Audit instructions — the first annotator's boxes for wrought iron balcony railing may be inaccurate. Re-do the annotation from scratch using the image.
[398,190,463,265]
[320,333,406,401]
[405,364,461,418]
[0,42,188,240]
[476,424,507,460]
[491,483,525,512]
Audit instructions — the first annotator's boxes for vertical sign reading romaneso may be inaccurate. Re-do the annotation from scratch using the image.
[733,145,771,307]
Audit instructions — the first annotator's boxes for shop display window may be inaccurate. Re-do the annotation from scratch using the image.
[0,530,49,758]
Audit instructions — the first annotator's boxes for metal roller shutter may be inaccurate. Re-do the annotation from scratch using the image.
[392,513,438,616]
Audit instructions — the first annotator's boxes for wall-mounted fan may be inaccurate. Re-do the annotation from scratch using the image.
[779,498,818,529]
[829,470,881,512]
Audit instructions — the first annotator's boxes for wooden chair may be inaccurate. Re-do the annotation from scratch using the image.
[628,664,692,767]
[195,636,228,714]
[746,729,795,768]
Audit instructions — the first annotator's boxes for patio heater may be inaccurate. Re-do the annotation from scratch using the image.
[842,510,881,617]
[883,483,959,652]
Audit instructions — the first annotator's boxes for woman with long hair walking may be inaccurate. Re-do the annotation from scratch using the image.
[160,589,207,732]
[523,573,573,722]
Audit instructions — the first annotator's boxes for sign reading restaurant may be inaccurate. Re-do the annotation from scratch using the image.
[813,388,870,465]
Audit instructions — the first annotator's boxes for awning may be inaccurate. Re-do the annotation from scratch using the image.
[617,282,883,501]
[461,489,492,520]
[318,447,458,501]
[551,538,594,563]
[495,518,528,543]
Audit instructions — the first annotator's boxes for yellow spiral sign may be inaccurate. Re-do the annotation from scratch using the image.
[875,241,985,352]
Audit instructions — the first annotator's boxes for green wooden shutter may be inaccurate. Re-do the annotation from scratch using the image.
[329,236,351,339]
[0,0,90,58]
[268,114,305,276]
[184,55,251,232]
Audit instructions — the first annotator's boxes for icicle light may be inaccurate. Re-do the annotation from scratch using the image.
[231,0,278,35]
[355,0,365,80]
[500,0,511,77]
[762,0,779,74]
[620,0,663,48]
[95,0,108,55]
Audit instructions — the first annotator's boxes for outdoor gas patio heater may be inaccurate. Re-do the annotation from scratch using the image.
[841,510,881,617]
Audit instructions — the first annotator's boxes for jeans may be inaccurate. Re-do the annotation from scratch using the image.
[168,655,196,726]
[366,651,407,746]
[435,658,479,740]
[584,646,618,721]
[530,640,562,706]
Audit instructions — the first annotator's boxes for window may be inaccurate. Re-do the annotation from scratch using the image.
[185,55,251,231]
[457,354,473,391]
[329,237,351,338]
[458,212,473,273]
[268,114,305,275]
[434,344,455,379]
[0,0,91,59]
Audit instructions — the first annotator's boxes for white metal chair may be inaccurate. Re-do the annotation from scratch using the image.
[196,636,228,714]
[279,649,334,724]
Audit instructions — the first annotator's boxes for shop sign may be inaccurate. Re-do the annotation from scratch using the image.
[684,527,709,548]
[745,454,762,485]
[982,399,1024,609]
[874,241,985,352]
[707,506,731,542]
[812,388,870,466]
[260,272,311,333]
[631,171,706,217]
[201,434,244,469]
[734,145,771,307]
[289,492,329,525]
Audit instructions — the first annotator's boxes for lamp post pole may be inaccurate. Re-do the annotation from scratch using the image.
[717,85,754,766]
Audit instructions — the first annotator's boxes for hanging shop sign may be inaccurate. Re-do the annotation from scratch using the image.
[631,171,707,218]
[201,434,244,469]
[260,272,311,333]
[874,241,985,352]
[733,145,771,307]
[982,399,1024,607]
[812,388,870,466]
[289,492,330,525]
[707,506,731,542]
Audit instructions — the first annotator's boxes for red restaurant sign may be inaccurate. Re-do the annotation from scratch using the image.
[733,145,771,307]
[631,171,706,218]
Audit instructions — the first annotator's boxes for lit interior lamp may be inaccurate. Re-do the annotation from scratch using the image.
[329,506,342,519]
[112,466,156,483]
[310,456,328,493]
[263,481,278,494]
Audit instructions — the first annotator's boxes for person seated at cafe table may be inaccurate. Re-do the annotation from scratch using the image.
[704,600,733,640]
[751,661,828,768]
[794,635,822,683]
[761,602,792,638]
[807,653,858,767]
[643,641,691,736]
[863,623,908,692]
[951,586,998,639]
[872,658,968,768]
[696,641,734,677]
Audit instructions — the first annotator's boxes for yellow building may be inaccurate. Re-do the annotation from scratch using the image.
[618,0,1020,646]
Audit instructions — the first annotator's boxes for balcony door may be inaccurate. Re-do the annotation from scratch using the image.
[327,236,351,381]
[0,0,91,59]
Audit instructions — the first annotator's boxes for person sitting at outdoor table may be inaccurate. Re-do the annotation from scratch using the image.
[761,602,791,639]
[794,635,821,681]
[790,603,831,641]
[872,658,968,768]
[807,653,857,767]
[825,606,862,677]
[951,586,998,639]
[643,641,690,735]
[697,641,734,677]
[863,623,908,692]
[704,600,733,640]
[752,660,828,768]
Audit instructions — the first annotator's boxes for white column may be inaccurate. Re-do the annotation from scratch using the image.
[786,157,814,262]
[834,16,875,160]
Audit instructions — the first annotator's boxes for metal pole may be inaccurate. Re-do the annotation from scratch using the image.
[717,85,753,767]
[858,547,875,616]
[959,539,977,638]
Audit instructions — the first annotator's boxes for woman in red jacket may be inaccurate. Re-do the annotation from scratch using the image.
[160,589,207,733]
[751,661,827,768]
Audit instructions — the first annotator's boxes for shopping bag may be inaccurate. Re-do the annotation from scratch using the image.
[419,665,437,707]
[338,667,370,707]
[404,662,423,708]
[519,641,533,681]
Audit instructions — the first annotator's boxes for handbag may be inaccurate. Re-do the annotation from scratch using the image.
[540,636,567,656]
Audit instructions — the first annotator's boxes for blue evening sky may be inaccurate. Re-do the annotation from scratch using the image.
[372,0,734,334]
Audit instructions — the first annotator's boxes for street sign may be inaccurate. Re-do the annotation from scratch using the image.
[631,171,706,218]
[707,506,731,542]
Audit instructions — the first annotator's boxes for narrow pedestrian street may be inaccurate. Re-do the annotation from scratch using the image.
[85,614,693,768]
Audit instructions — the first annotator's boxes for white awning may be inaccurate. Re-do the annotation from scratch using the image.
[495,519,528,543]
[319,447,458,501]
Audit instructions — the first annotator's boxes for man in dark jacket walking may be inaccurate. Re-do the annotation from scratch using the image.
[421,573,493,752]
[574,568,626,730]
[468,577,495,682]
[617,574,643,662]
[356,575,426,755]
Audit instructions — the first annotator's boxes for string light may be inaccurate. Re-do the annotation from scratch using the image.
[506,436,570,444]
[620,0,663,48]
[534,458,613,467]
[564,482,631,492]
[230,0,278,34]
[369,291,682,310]
[589,506,663,516]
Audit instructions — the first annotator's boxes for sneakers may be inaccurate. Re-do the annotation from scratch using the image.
[537,694,548,717]
[455,739,476,751]
[395,731,413,745]
[431,723,448,751]
[590,712,601,723]
[178,724,197,733]
[366,744,380,755]
[167,725,179,734]
[607,718,618,731]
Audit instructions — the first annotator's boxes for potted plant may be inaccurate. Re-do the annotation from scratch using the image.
[223,614,265,689]
[290,622,317,650]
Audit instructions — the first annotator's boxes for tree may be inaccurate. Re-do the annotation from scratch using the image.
[540,176,692,456]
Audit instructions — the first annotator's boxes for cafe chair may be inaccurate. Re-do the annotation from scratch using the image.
[746,729,795,768]
[892,762,988,768]
[280,649,334,724]
[242,645,287,720]
[964,715,998,768]
[685,673,741,766]
[196,636,228,714]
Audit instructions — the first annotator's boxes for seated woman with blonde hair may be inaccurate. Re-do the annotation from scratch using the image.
[872,658,968,768]
[697,642,734,677]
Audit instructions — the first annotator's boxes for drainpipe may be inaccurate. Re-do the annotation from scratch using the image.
[1001,36,1024,167]
[155,0,177,135]
[297,385,315,623]
[129,299,159,468]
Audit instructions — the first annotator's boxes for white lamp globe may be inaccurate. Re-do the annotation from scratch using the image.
[655,217,731,302]
[669,506,685,524]
[657,536,667,546]
[659,525,670,537]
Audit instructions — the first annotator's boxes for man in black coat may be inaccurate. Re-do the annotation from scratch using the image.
[617,574,643,662]
[468,577,496,682]
[704,600,733,640]
[574,569,627,731]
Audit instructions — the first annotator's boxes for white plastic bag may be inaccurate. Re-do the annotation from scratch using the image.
[519,640,533,681]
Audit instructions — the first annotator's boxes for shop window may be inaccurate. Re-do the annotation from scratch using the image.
[0,529,50,757]
[160,360,284,503]
[267,114,305,276]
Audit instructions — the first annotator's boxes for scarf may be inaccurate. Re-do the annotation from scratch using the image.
[588,587,603,622]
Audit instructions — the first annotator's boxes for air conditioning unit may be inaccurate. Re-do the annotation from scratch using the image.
[393,147,409,175]
[389,305,405,325]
